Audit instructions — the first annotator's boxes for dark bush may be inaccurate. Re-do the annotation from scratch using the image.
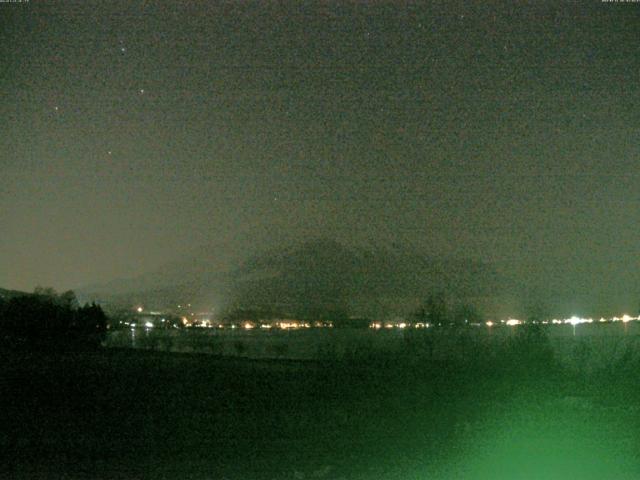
[505,323,555,371]
[0,290,107,350]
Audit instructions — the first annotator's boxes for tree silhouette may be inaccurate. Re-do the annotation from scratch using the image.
[0,289,107,350]
[422,292,448,326]
[75,302,108,347]
[452,302,483,326]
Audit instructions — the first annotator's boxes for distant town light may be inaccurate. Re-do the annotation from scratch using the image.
[505,319,521,326]
[136,307,143,313]
[485,321,494,327]
[144,321,153,328]
[567,316,579,326]
[566,316,591,326]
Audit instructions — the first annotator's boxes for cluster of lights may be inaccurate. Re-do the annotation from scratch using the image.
[487,314,640,327]
[177,320,324,330]
[370,322,431,329]
[566,316,592,326]
[128,304,640,331]
[274,321,311,329]
[612,314,637,323]
[368,315,640,329]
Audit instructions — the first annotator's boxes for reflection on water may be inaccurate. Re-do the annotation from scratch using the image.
[106,321,640,368]
[108,326,405,360]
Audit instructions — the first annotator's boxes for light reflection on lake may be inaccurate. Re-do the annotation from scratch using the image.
[106,321,640,368]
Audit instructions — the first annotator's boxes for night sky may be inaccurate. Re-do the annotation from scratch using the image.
[2,1,640,312]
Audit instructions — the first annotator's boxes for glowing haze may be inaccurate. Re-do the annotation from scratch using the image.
[1,2,639,316]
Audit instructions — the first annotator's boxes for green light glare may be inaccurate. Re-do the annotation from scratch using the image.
[427,395,640,480]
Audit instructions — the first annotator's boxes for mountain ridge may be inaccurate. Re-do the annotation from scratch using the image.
[78,238,515,319]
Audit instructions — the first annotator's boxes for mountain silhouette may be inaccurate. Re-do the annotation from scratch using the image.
[79,238,513,319]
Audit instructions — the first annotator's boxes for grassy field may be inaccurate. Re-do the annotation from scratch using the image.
[1,345,640,479]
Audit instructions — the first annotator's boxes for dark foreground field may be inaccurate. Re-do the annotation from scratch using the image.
[1,346,640,480]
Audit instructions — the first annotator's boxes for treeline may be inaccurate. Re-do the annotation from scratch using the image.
[411,292,484,327]
[0,287,107,350]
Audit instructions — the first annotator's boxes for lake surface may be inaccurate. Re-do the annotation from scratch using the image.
[106,321,640,369]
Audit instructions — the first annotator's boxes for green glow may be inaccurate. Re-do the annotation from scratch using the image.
[434,396,640,480]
